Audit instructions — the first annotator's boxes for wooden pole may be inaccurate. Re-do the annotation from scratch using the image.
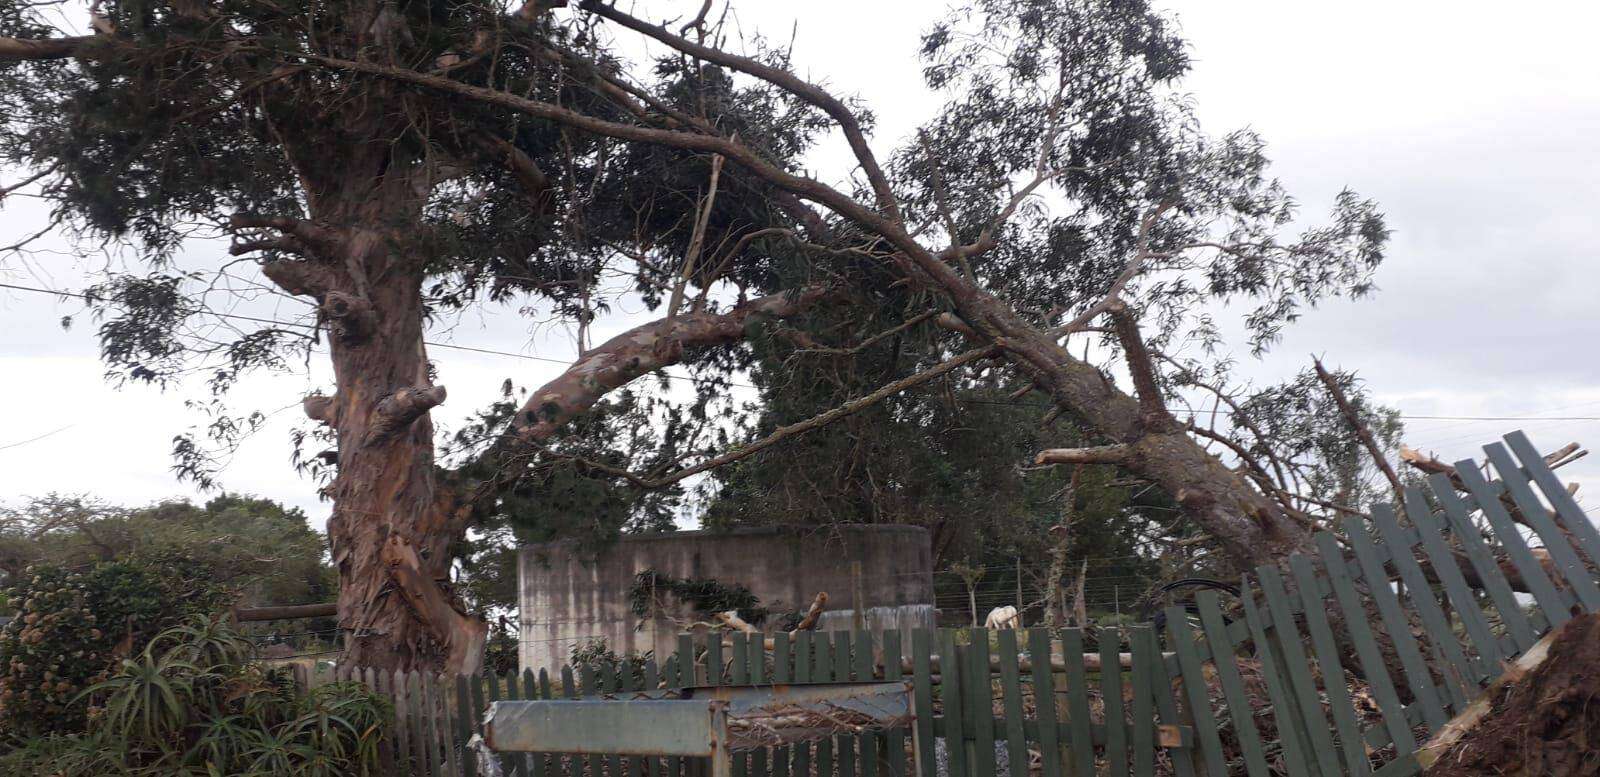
[851,560,866,631]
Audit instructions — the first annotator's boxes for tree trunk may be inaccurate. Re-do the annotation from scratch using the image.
[259,136,490,673]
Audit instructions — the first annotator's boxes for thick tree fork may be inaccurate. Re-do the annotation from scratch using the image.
[379,535,488,675]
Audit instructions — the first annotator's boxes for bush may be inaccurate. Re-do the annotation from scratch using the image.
[0,615,389,777]
[0,557,232,738]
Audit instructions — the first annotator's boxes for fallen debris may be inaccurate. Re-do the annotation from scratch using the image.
[1421,611,1600,776]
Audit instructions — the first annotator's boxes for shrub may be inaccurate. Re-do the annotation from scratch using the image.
[0,615,389,777]
[0,557,231,738]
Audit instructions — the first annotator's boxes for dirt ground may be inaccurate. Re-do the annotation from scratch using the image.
[1426,611,1600,777]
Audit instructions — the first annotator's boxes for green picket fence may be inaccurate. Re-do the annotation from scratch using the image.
[310,431,1600,776]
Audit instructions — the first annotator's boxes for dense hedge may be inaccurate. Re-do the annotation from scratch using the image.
[0,556,232,737]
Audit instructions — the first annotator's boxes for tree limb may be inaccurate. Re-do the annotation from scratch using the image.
[576,0,902,224]
[1035,444,1133,466]
[1105,299,1171,431]
[0,35,95,62]
[367,386,447,445]
[1314,357,1406,505]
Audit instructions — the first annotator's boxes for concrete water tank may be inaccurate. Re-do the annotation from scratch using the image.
[517,525,935,672]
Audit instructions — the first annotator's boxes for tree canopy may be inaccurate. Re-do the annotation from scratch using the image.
[1,0,1415,671]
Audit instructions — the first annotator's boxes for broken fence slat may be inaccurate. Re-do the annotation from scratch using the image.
[1194,591,1271,777]
[1402,484,1515,669]
[1482,441,1600,611]
[880,629,907,777]
[1165,606,1229,777]
[1454,461,1576,625]
[1288,554,1372,777]
[910,629,938,777]
[1240,580,1316,777]
[1059,627,1096,777]
[1503,430,1600,573]
[1369,503,1481,705]
[1255,565,1343,777]
[1425,473,1543,651]
[1342,518,1451,732]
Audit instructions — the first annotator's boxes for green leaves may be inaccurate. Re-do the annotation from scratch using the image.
[4,616,390,776]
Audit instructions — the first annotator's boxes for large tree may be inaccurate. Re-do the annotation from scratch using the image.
[2,0,1427,672]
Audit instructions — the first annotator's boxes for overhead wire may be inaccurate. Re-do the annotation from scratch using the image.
[4,279,1597,425]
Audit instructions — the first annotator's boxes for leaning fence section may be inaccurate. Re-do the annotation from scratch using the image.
[299,431,1600,777]
[1157,430,1600,777]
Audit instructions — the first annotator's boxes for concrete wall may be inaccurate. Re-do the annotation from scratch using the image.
[518,525,934,672]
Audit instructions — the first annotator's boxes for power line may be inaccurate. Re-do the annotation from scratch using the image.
[5,280,1599,423]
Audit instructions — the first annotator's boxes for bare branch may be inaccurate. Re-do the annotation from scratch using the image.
[1314,357,1405,505]
[1035,444,1132,466]
[667,152,724,319]
[1105,300,1170,431]
[0,35,95,62]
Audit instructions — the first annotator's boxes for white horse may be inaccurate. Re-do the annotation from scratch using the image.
[984,605,1020,629]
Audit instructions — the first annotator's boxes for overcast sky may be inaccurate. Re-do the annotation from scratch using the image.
[2,1,1598,526]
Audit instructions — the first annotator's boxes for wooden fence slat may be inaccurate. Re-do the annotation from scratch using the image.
[773,633,793,777]
[1099,629,1130,777]
[1287,555,1371,777]
[707,633,725,688]
[965,630,998,777]
[602,662,625,776]
[911,629,938,777]
[1482,442,1600,610]
[422,672,444,777]
[1255,566,1342,777]
[750,635,767,685]
[640,661,660,777]
[1194,592,1270,777]
[561,666,583,777]
[1341,519,1452,732]
[1165,607,1229,777]
[731,633,750,686]
[1142,626,1196,777]
[936,630,969,777]
[591,662,613,776]
[1503,430,1600,569]
[1425,474,1542,651]
[809,632,832,777]
[1311,531,1419,759]
[1240,581,1314,777]
[1126,626,1157,777]
[994,629,1029,777]
[793,631,813,776]
[520,669,542,777]
[451,674,474,777]
[881,629,907,777]
[1024,628,1064,777]
[795,631,814,684]
[1059,628,1095,777]
[485,670,514,777]
[1453,462,1575,625]
[1402,486,1515,668]
[1369,503,1485,700]
[679,634,699,688]
[858,629,881,777]
[387,669,408,776]
[834,631,856,777]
